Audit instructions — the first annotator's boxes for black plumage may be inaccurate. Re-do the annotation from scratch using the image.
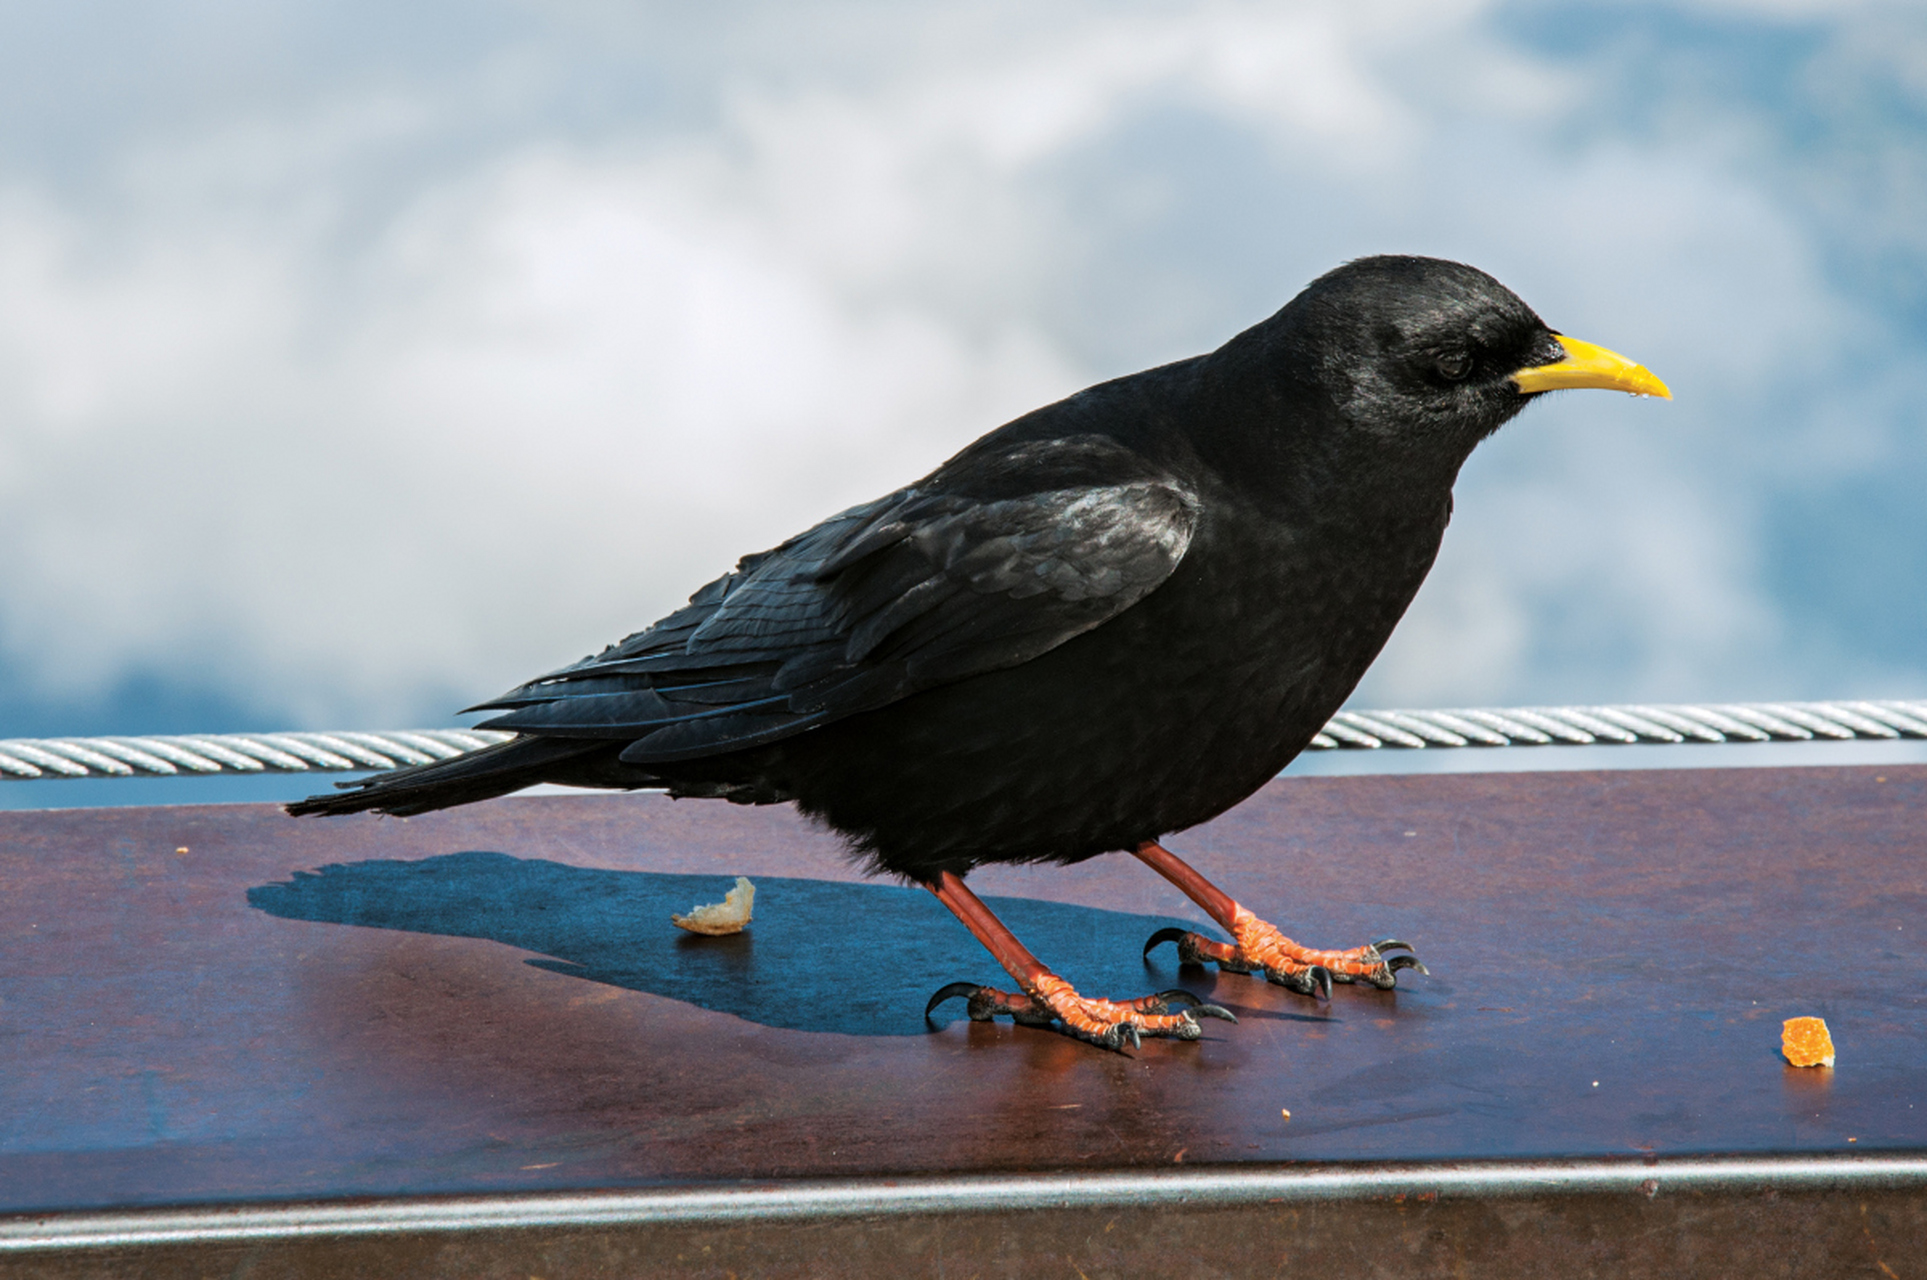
[291,256,1666,1044]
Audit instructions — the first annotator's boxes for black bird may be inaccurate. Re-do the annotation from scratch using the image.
[290,255,1669,1049]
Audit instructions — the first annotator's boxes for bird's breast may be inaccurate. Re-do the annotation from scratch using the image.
[776,493,1451,874]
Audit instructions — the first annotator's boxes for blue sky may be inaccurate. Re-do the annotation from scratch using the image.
[2,0,1925,804]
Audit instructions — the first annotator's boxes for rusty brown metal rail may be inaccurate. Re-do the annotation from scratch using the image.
[3,766,1925,1275]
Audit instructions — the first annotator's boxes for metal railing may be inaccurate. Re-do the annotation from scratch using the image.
[0,729,506,780]
[3,700,1925,781]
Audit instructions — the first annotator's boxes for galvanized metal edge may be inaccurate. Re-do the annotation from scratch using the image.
[5,1156,1926,1251]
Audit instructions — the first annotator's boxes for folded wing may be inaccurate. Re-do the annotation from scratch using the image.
[472,437,1199,763]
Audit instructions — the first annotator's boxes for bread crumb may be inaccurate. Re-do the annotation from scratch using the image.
[1782,1016,1835,1068]
[673,877,755,935]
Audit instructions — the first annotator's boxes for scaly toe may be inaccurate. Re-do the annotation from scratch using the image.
[939,976,1234,1049]
[1263,963,1334,999]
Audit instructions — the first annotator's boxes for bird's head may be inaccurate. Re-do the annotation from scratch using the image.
[1257,255,1668,479]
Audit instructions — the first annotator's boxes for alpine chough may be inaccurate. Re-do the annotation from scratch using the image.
[290,255,1670,1049]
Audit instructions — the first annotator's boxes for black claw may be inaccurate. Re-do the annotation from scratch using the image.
[1152,988,1202,1010]
[1387,955,1429,975]
[925,982,982,1017]
[1372,938,1414,955]
[1196,1003,1238,1024]
[1144,927,1191,958]
[1124,1024,1142,1050]
[1311,966,1334,1000]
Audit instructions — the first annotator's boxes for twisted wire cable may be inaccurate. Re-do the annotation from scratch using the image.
[4,700,1926,781]
[0,729,510,781]
[1303,700,1927,750]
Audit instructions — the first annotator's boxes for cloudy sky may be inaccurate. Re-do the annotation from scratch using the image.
[3,0,1926,803]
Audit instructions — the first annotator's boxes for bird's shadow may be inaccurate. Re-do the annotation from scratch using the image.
[247,851,1212,1037]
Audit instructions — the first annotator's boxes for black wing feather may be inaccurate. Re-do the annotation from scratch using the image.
[472,436,1198,761]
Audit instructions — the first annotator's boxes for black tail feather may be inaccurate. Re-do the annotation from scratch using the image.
[285,735,607,818]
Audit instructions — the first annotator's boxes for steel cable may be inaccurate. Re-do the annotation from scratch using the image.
[5,700,1927,781]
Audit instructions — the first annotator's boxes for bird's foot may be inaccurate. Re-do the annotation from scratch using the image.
[1145,906,1426,997]
[925,975,1236,1051]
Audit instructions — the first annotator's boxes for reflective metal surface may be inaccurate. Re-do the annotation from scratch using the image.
[7,1154,1927,1253]
[2,766,1924,1273]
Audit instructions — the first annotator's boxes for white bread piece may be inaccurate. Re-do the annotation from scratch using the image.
[672,877,756,935]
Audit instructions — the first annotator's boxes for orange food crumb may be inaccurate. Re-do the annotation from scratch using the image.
[1782,1016,1835,1068]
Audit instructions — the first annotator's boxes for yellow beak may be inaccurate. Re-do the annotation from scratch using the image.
[1510,334,1671,399]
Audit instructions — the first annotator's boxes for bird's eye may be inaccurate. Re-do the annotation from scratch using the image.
[1436,351,1472,381]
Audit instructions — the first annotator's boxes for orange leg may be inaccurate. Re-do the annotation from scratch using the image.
[922,871,1235,1051]
[1134,841,1426,997]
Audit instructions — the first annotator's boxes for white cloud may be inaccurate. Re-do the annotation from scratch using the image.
[0,0,1918,731]
[0,111,1090,725]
